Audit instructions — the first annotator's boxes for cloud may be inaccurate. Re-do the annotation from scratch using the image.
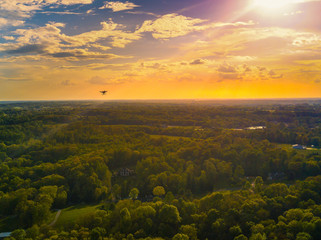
[2,36,15,41]
[40,10,82,15]
[219,73,242,80]
[0,0,94,18]
[283,10,303,16]
[0,18,24,27]
[213,62,286,81]
[315,79,321,83]
[146,63,162,69]
[51,52,75,58]
[88,75,125,85]
[1,20,140,60]
[126,11,159,17]
[1,77,31,82]
[62,20,141,48]
[88,76,108,85]
[99,1,140,12]
[218,63,237,73]
[190,59,205,65]
[216,63,242,80]
[59,0,93,4]
[292,33,321,50]
[253,67,284,80]
[61,80,74,86]
[258,66,266,72]
[50,49,122,59]
[137,14,254,40]
[89,44,111,51]
[124,72,139,77]
[211,21,255,28]
[3,22,67,54]
[137,14,207,39]
[180,24,321,69]
[0,67,32,81]
[268,70,283,79]
[242,64,252,72]
[1,11,256,64]
[5,44,46,55]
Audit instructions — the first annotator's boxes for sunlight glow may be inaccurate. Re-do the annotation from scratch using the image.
[252,0,292,10]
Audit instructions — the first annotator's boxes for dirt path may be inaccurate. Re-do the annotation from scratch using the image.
[48,210,61,227]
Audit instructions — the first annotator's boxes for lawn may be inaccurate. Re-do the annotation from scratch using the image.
[0,204,103,232]
[54,204,103,229]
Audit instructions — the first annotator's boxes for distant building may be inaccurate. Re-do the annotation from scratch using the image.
[292,144,307,150]
[116,168,135,177]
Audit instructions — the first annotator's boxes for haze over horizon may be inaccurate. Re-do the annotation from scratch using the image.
[1,0,321,100]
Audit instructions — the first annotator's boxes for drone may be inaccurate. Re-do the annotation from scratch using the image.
[100,90,108,95]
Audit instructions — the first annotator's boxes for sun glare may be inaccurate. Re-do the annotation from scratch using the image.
[252,0,292,10]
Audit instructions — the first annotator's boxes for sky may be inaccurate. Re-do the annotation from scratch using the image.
[0,0,321,100]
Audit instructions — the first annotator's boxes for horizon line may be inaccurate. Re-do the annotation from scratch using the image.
[1,97,321,102]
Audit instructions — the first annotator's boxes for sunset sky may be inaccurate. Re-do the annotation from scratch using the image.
[0,0,321,100]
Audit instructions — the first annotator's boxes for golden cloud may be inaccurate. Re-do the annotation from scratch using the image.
[99,1,140,12]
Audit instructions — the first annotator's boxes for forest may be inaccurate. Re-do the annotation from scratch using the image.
[0,100,321,240]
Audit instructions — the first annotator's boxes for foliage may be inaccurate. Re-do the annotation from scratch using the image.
[1,101,321,239]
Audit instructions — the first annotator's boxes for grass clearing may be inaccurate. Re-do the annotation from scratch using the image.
[55,203,103,229]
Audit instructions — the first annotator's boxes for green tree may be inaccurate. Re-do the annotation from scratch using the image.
[180,225,198,240]
[249,233,267,240]
[172,233,189,240]
[26,225,39,239]
[10,229,26,240]
[90,227,106,240]
[54,189,67,208]
[296,232,312,240]
[120,208,132,233]
[234,234,248,240]
[230,225,242,237]
[234,165,245,181]
[129,188,139,200]
[254,176,263,193]
[153,186,166,197]
[159,204,181,225]
[112,184,121,200]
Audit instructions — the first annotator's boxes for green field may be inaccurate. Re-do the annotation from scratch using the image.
[0,204,103,232]
[54,204,103,229]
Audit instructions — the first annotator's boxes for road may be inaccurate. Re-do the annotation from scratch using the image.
[48,210,61,227]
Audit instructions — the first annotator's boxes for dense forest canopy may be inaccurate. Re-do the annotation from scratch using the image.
[0,100,321,240]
